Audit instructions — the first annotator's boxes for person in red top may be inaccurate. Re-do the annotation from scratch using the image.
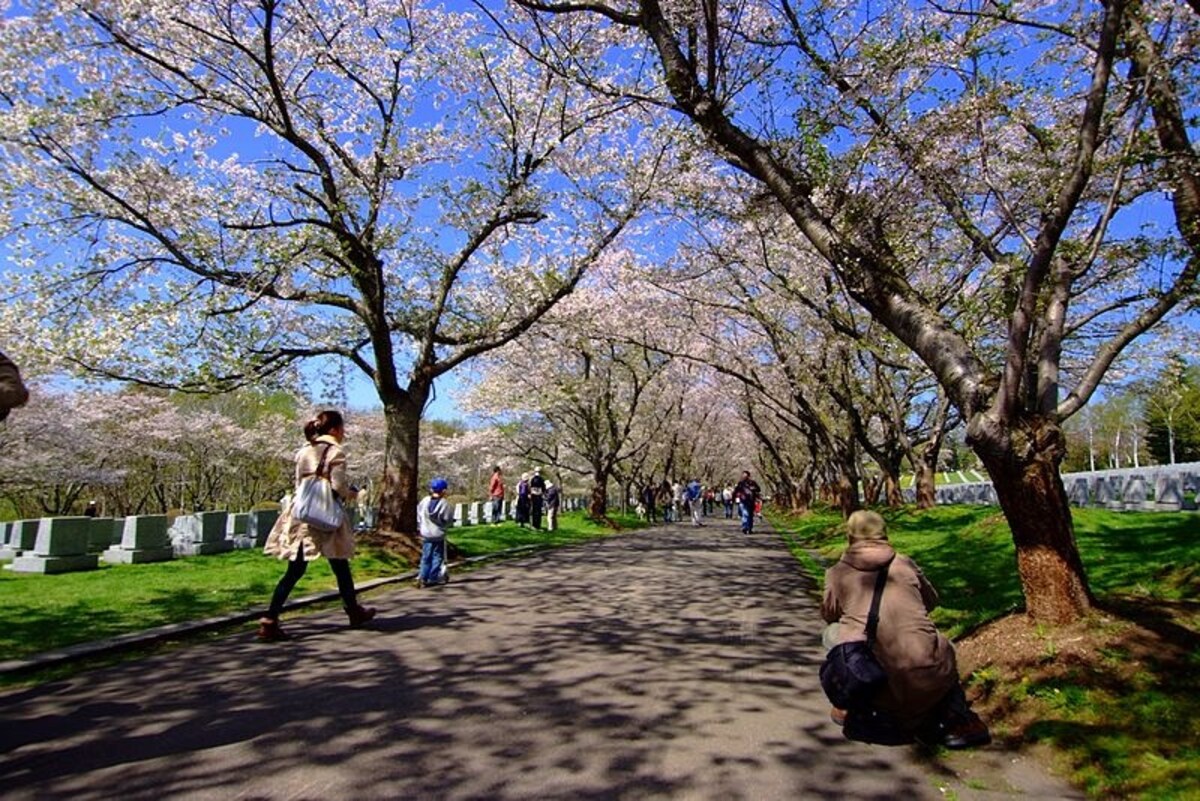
[488,465,505,525]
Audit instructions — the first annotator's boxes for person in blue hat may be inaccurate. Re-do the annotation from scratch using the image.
[416,476,452,588]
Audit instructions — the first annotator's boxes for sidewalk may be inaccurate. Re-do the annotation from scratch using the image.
[0,518,1081,800]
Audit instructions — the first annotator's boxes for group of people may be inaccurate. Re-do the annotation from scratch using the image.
[489,465,561,531]
[154,403,993,751]
[639,470,763,534]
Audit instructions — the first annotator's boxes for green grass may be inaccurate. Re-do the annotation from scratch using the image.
[0,511,645,663]
[772,503,1200,800]
[772,504,1199,636]
[0,547,408,660]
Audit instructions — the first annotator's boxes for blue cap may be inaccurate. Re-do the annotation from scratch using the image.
[430,477,448,493]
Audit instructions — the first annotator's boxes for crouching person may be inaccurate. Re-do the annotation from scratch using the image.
[821,510,990,748]
[416,477,451,588]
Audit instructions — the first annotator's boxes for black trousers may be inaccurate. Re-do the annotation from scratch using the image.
[267,549,357,620]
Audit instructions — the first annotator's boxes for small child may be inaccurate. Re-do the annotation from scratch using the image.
[416,477,452,588]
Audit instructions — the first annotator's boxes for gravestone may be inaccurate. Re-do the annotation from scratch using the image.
[226,513,249,537]
[1122,475,1149,510]
[87,518,117,554]
[7,517,100,574]
[452,503,465,528]
[1152,475,1183,512]
[0,519,41,561]
[247,509,281,547]
[169,511,233,556]
[469,502,484,526]
[227,512,253,549]
[102,515,174,564]
[1183,473,1199,511]
[1067,478,1090,507]
[1100,477,1125,510]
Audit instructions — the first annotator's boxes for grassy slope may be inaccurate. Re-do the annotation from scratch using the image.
[773,504,1200,800]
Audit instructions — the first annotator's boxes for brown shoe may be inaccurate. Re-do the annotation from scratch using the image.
[830,707,848,727]
[256,618,289,642]
[346,605,376,627]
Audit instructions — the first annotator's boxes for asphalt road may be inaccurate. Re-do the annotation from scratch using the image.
[0,518,1082,800]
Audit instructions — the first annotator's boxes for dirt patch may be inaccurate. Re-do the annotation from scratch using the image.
[948,600,1200,796]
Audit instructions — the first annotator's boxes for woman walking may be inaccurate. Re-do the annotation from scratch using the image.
[258,410,376,641]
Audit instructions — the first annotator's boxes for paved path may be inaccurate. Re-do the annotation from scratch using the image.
[0,519,1081,800]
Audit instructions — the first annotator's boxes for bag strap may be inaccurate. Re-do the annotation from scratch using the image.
[300,444,334,480]
[864,555,895,648]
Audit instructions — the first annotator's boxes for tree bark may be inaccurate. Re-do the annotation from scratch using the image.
[969,413,1093,622]
[376,390,426,559]
[914,451,938,510]
[589,474,609,518]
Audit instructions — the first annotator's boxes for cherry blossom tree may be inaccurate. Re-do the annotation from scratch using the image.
[0,386,296,517]
[463,256,680,516]
[0,1,660,542]
[513,0,1199,622]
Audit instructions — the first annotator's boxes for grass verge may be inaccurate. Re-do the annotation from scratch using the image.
[771,503,1200,800]
[0,511,644,667]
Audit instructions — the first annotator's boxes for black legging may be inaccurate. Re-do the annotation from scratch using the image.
[266,549,357,620]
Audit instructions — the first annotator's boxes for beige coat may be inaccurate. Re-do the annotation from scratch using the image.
[263,435,356,562]
[822,540,959,719]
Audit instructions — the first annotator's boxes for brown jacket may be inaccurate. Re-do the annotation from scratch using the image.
[822,540,959,718]
[264,435,356,561]
[0,350,29,418]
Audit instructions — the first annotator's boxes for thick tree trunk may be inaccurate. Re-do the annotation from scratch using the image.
[969,414,1094,623]
[863,475,882,506]
[915,449,938,509]
[833,470,859,518]
[883,471,904,508]
[589,476,608,518]
[376,392,425,558]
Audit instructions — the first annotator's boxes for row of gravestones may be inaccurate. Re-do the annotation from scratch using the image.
[352,496,587,530]
[926,462,1200,512]
[0,509,280,575]
[0,494,589,575]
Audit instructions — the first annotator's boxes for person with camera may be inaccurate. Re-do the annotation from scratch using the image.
[821,510,989,748]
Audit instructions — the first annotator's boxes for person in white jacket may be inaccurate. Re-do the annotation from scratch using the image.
[416,477,452,588]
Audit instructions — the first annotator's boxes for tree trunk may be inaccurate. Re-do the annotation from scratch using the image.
[969,414,1094,623]
[883,471,904,508]
[863,475,882,506]
[915,447,938,509]
[376,391,426,559]
[589,475,608,518]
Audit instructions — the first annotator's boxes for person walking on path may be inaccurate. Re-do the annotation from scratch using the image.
[722,484,734,518]
[544,480,561,531]
[258,410,376,641]
[416,477,453,588]
[733,471,760,534]
[529,467,546,530]
[488,465,505,525]
[687,479,704,527]
[641,482,657,523]
[0,349,29,422]
[821,510,990,748]
[657,479,673,522]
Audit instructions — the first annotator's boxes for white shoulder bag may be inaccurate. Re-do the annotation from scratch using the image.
[291,444,346,530]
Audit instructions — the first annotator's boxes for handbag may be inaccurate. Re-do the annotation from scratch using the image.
[819,556,894,709]
[291,444,346,530]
